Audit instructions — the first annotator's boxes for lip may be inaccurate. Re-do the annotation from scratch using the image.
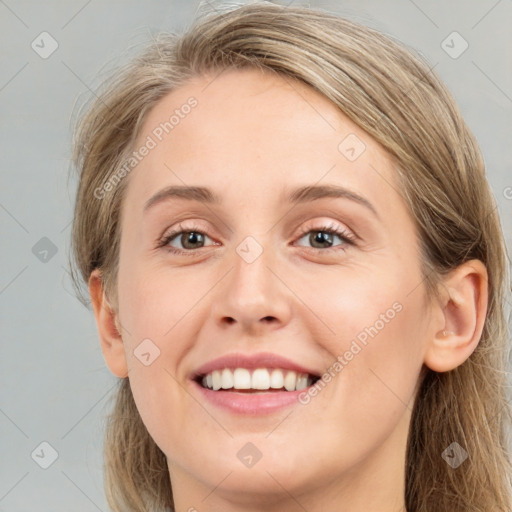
[190,352,320,415]
[191,352,320,379]
[192,380,308,414]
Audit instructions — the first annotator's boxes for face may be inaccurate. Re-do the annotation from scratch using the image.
[113,68,434,508]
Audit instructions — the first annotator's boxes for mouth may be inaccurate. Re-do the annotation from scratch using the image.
[195,367,320,393]
[190,353,322,414]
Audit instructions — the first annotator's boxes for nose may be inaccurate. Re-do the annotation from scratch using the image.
[210,239,293,336]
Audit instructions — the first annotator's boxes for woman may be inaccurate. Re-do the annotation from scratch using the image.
[69,2,512,511]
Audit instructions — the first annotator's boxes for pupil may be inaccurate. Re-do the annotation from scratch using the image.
[312,231,332,248]
[184,232,203,248]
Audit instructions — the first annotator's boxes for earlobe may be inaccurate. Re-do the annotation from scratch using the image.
[88,269,129,378]
[424,260,488,373]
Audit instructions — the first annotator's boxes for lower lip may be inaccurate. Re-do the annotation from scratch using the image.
[192,380,306,414]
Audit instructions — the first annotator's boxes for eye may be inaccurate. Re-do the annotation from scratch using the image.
[294,223,355,251]
[157,221,356,256]
[158,223,216,255]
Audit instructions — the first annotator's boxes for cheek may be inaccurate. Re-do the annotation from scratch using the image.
[298,261,425,361]
[115,266,199,438]
[299,265,426,427]
[118,262,203,349]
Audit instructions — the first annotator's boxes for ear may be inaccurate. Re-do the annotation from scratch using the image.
[88,269,128,378]
[424,259,488,373]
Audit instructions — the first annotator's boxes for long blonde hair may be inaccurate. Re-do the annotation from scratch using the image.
[70,3,512,510]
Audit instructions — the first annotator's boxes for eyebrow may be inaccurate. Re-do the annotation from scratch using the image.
[287,184,378,218]
[144,185,221,212]
[143,184,378,218]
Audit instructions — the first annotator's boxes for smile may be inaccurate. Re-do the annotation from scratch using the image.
[191,352,322,414]
[199,368,318,392]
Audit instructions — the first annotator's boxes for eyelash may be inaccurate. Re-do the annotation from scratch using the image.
[157,222,356,256]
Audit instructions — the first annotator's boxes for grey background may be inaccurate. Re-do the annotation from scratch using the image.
[1,0,511,510]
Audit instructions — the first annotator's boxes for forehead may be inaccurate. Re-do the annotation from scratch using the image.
[124,67,398,211]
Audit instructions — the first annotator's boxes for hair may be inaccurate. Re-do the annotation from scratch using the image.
[69,2,512,510]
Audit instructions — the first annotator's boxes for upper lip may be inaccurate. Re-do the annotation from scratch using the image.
[191,352,321,380]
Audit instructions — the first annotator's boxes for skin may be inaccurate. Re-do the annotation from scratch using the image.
[89,67,488,512]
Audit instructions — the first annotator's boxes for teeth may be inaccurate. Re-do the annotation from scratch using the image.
[252,368,270,389]
[233,368,251,389]
[295,374,309,391]
[221,368,234,389]
[212,370,222,391]
[269,369,284,389]
[283,371,297,391]
[200,368,313,392]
